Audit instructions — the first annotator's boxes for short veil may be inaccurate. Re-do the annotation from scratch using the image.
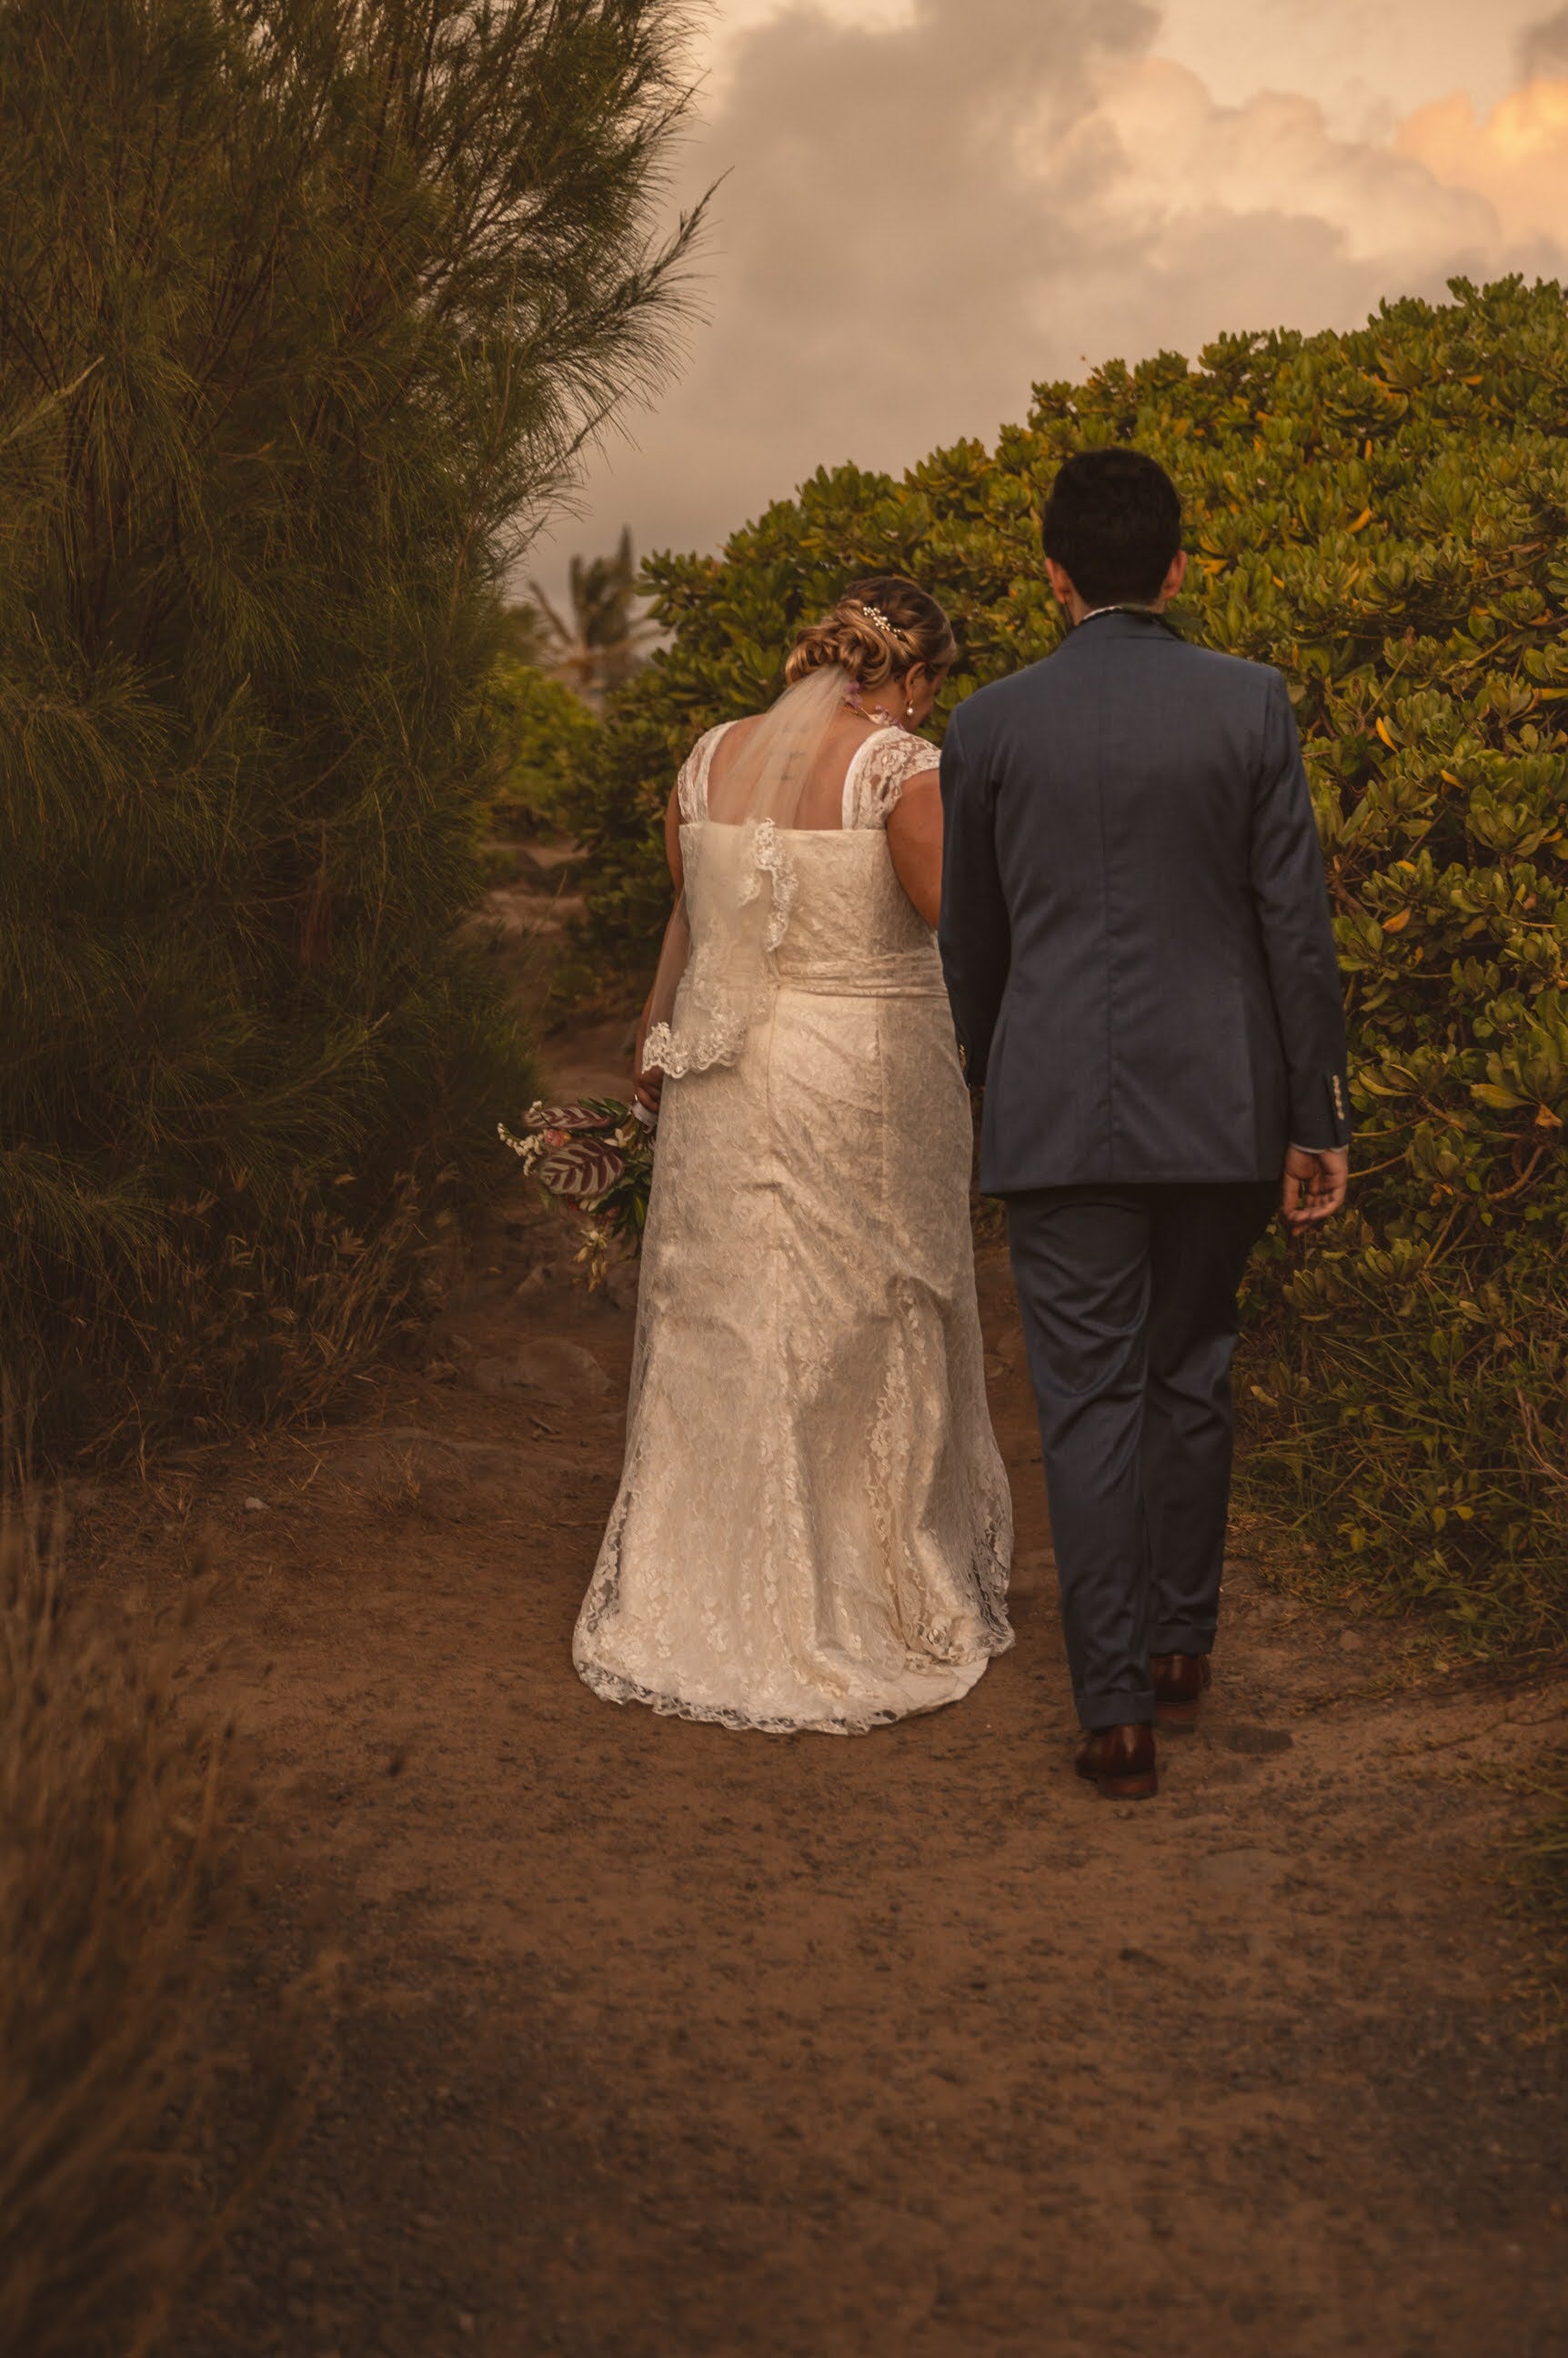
[642,664,849,1081]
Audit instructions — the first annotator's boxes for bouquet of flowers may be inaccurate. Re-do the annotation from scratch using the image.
[498,1098,655,1287]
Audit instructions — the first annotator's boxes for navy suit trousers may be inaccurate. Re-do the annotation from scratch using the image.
[1006,1181,1276,1731]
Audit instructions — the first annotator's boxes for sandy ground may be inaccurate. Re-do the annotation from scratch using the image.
[74,1004,1558,2356]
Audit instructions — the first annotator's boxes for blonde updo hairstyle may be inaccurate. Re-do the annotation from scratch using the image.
[784,573,958,693]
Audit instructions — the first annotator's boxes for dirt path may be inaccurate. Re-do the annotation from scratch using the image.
[93,1020,1561,2356]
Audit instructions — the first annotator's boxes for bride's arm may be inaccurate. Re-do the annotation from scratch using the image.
[886,772,944,927]
[632,785,687,1114]
[632,977,662,1113]
[663,782,686,897]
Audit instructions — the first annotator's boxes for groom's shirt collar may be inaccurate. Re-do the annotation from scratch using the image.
[1069,603,1183,641]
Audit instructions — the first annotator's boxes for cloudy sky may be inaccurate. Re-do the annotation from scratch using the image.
[528,0,1568,599]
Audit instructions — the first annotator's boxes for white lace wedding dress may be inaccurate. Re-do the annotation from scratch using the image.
[572,720,1014,1733]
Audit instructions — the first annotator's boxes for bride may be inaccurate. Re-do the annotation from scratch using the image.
[573,576,1014,1733]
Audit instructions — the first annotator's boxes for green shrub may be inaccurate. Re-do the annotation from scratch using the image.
[558,276,1568,1648]
[0,0,698,1455]
[489,660,603,834]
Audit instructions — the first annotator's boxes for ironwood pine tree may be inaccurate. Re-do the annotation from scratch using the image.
[0,0,701,1449]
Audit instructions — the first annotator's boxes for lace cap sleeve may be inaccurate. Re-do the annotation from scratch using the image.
[846,730,941,830]
[676,720,738,822]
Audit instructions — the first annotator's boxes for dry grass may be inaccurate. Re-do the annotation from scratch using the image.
[0,1481,325,2357]
[1506,1742,1568,2017]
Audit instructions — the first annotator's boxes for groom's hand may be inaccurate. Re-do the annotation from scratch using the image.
[1281,1145,1349,1231]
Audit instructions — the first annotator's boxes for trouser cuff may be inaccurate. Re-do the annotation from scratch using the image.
[1076,1685,1155,1733]
[1150,1622,1217,1656]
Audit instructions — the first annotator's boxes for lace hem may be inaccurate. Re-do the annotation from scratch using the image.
[642,1009,749,1078]
[574,1512,1015,1738]
[574,1657,913,1736]
[574,1627,1012,1738]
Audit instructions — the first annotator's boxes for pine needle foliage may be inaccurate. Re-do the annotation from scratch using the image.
[557,276,1568,1650]
[0,0,701,1456]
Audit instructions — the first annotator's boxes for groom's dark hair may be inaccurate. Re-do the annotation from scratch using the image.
[1041,448,1182,606]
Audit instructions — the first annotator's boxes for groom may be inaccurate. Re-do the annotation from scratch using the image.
[939,448,1349,1800]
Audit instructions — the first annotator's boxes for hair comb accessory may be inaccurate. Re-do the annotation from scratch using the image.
[855,600,904,639]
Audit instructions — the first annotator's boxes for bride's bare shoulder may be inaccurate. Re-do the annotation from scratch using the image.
[689,711,769,790]
[702,711,763,751]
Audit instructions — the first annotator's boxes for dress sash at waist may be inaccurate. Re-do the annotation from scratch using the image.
[772,949,947,1000]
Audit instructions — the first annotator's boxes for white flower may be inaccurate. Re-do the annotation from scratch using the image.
[498,1119,548,1173]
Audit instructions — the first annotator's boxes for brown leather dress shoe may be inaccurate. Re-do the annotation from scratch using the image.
[1151,1650,1211,1730]
[1074,1723,1159,1800]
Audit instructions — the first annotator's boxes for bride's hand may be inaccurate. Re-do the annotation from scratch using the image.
[633,983,664,1119]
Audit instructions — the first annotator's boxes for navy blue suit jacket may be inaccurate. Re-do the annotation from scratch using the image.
[938,610,1350,1194]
